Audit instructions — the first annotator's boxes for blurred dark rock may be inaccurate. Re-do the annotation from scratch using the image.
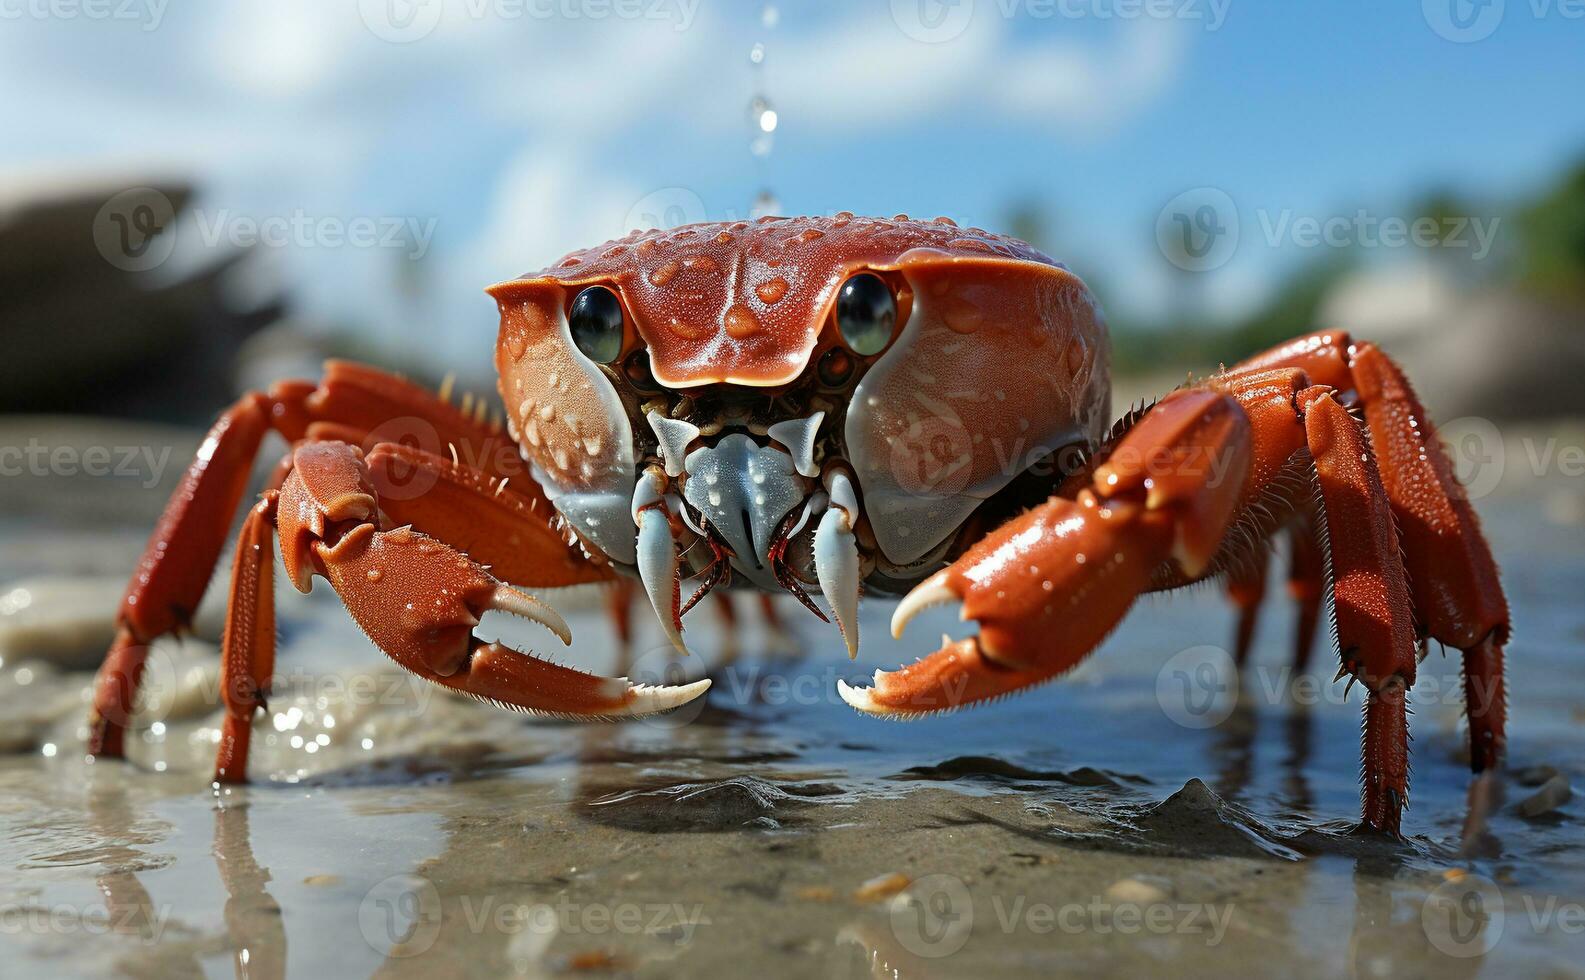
[0,180,282,423]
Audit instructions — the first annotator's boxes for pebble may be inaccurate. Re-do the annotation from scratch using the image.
[854,872,910,901]
[1106,877,1172,905]
[1517,775,1572,817]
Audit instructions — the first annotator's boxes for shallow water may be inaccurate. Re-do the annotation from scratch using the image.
[0,428,1582,978]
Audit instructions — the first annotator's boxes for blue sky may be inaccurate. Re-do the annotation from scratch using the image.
[3,0,1582,369]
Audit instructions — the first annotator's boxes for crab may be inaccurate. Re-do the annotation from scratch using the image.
[85,214,1508,833]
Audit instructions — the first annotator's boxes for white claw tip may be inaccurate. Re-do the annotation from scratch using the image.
[623,677,711,715]
[488,585,572,645]
[835,678,877,712]
[890,573,959,641]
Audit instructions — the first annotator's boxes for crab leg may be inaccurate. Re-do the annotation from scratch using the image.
[214,496,280,783]
[1298,388,1418,833]
[1221,519,1324,671]
[362,441,608,590]
[1231,331,1511,771]
[1284,521,1326,674]
[1225,551,1268,668]
[89,393,274,759]
[89,361,568,762]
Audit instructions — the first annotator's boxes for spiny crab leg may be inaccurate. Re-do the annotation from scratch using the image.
[815,471,862,658]
[631,471,691,657]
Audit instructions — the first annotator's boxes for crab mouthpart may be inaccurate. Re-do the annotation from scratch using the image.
[814,471,862,658]
[680,433,808,592]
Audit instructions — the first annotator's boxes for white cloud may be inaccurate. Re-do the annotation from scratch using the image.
[769,7,1187,137]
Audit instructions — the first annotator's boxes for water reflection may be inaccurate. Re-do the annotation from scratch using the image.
[212,801,285,980]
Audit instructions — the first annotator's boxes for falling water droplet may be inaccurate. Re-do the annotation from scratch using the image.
[753,98,778,133]
[748,4,781,212]
[752,191,781,218]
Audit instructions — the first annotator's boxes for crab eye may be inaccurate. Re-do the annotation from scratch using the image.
[817,347,854,387]
[568,285,625,364]
[836,273,896,356]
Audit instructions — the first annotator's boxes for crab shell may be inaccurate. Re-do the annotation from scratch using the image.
[488,214,1111,571]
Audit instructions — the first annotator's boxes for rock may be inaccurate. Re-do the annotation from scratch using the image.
[1517,775,1572,817]
[1515,764,1560,787]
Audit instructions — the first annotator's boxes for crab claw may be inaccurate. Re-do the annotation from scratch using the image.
[843,390,1250,716]
[840,494,1162,715]
[319,522,707,717]
[815,471,861,658]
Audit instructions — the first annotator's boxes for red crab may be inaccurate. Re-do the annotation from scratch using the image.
[86,214,1508,834]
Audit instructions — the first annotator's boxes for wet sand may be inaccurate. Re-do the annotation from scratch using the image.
[0,419,1582,978]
